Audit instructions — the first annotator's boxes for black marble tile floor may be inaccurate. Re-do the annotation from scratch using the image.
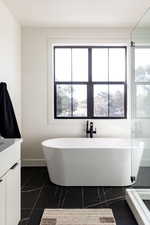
[133,167,150,188]
[19,167,138,225]
[144,200,150,211]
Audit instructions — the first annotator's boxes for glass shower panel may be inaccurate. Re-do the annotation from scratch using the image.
[131,46,150,188]
[135,48,150,82]
[130,7,150,187]
[136,85,150,118]
[127,7,150,225]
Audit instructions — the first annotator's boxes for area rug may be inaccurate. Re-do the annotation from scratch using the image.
[40,209,116,225]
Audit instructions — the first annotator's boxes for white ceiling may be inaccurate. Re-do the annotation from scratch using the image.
[3,0,150,28]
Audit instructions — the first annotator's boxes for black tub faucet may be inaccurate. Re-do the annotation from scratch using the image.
[86,120,96,138]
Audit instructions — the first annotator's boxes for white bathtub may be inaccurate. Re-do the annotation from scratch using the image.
[42,138,144,186]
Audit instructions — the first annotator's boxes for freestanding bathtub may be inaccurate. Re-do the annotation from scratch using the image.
[42,138,144,186]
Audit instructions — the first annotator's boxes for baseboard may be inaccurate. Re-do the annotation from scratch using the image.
[22,159,150,167]
[22,159,46,167]
[140,159,150,167]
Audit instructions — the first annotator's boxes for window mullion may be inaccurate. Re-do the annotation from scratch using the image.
[108,48,110,117]
[87,47,93,118]
[71,48,73,117]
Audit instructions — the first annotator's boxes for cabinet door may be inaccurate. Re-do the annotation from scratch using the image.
[6,161,20,225]
[0,176,6,225]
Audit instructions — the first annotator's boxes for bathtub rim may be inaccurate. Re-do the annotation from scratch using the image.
[41,137,144,150]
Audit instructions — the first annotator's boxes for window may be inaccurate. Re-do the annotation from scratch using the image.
[54,46,127,119]
[135,47,150,118]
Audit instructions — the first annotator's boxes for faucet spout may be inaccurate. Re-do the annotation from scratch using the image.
[86,120,89,137]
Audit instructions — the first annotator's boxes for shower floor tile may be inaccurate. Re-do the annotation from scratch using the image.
[19,167,138,225]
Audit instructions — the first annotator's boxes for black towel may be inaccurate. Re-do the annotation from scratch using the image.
[0,82,21,138]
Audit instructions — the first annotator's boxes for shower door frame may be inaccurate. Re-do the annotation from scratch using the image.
[126,189,150,225]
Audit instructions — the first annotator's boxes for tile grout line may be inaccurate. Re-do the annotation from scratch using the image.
[19,217,30,224]
[61,189,69,208]
[81,187,85,208]
[54,186,59,197]
[21,175,33,190]
[86,196,124,208]
[102,187,108,207]
[97,187,101,202]
[26,184,45,225]
[57,187,64,208]
[22,187,42,193]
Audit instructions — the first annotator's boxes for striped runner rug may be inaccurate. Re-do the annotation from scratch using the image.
[40,209,116,225]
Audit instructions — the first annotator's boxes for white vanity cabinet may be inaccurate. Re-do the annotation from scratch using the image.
[0,176,6,225]
[0,139,21,225]
[6,161,20,225]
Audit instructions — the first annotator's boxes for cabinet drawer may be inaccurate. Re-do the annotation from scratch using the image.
[0,141,21,178]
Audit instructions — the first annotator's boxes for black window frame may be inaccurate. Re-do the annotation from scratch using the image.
[54,46,127,119]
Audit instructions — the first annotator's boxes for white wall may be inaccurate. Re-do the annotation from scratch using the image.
[0,0,21,127]
[22,27,132,166]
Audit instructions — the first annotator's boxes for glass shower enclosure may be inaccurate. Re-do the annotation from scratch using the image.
[126,7,150,225]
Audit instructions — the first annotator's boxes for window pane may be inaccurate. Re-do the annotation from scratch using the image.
[92,48,108,81]
[56,85,71,117]
[109,85,125,117]
[94,85,108,117]
[54,46,127,119]
[109,48,125,81]
[135,48,150,82]
[136,85,150,117]
[72,49,88,81]
[55,48,71,81]
[73,85,87,117]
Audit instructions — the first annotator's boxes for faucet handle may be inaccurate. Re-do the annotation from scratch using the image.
[90,121,93,127]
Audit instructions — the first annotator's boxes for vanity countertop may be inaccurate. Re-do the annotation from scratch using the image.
[0,138,22,153]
